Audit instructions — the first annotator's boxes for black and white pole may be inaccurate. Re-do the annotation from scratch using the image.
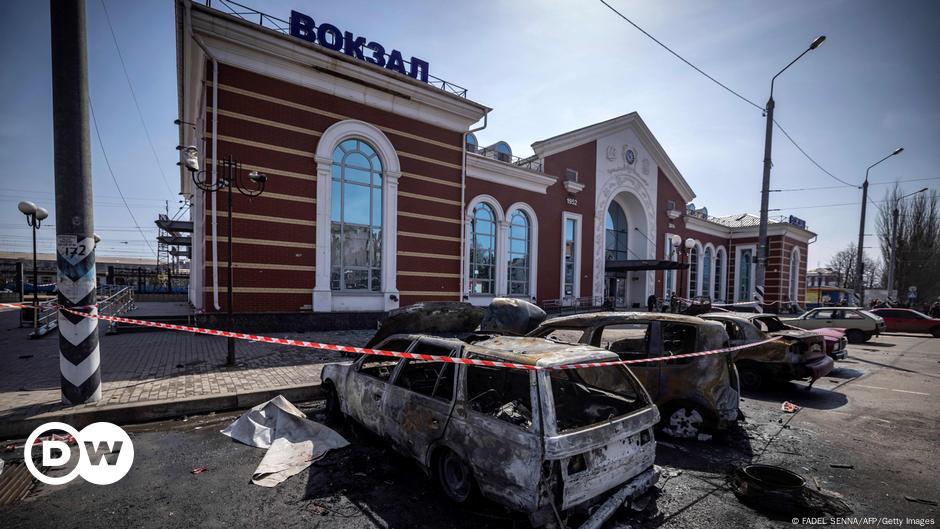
[51,0,100,404]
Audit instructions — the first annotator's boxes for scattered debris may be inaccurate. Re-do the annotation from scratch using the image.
[696,433,713,442]
[829,463,854,469]
[221,395,349,487]
[781,401,800,413]
[656,441,688,453]
[904,496,938,506]
[191,466,208,474]
[731,464,851,517]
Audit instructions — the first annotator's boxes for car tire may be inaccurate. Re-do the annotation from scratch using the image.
[323,380,342,423]
[845,329,866,344]
[435,448,478,504]
[931,327,940,338]
[738,367,764,391]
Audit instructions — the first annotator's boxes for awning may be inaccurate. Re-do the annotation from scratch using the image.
[604,259,689,272]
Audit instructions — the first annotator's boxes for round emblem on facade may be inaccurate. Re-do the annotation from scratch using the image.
[625,148,636,165]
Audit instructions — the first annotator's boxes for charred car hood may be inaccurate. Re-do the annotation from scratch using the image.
[769,329,822,341]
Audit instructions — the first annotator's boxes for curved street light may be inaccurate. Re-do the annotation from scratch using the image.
[756,35,826,306]
[18,200,49,332]
[854,147,904,305]
[181,146,267,366]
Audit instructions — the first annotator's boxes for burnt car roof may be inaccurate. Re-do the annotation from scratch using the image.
[541,311,718,328]
[376,333,620,368]
[703,312,777,321]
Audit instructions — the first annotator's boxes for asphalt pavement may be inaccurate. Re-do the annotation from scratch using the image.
[2,333,937,529]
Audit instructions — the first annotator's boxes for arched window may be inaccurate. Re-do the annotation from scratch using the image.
[469,203,497,295]
[738,248,753,301]
[507,210,530,296]
[703,247,713,299]
[714,248,725,301]
[465,133,478,153]
[689,245,699,296]
[605,202,629,261]
[331,138,383,291]
[789,248,801,301]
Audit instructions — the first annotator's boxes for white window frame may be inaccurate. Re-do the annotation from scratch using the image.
[714,246,728,303]
[560,211,582,302]
[506,202,539,301]
[734,244,757,303]
[313,119,401,312]
[464,195,505,306]
[788,246,801,302]
[702,243,715,299]
[663,233,677,299]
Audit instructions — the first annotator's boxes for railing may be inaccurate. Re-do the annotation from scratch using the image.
[202,0,469,98]
[539,296,607,314]
[29,300,59,338]
[467,145,544,173]
[98,286,136,333]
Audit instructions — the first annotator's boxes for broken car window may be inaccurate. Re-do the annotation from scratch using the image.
[661,323,696,365]
[550,366,647,432]
[394,342,457,401]
[542,328,585,344]
[754,316,786,332]
[598,323,650,356]
[466,365,533,429]
[358,338,411,381]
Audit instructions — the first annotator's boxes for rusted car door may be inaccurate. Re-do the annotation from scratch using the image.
[593,322,660,400]
[444,363,542,511]
[345,338,412,437]
[382,339,459,463]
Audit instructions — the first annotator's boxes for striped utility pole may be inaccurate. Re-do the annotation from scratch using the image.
[51,0,101,404]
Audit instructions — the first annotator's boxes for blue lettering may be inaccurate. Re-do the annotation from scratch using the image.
[343,31,366,60]
[366,42,386,67]
[386,49,406,75]
[289,10,316,43]
[409,57,429,82]
[316,23,344,51]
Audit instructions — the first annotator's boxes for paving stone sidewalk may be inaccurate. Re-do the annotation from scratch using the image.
[0,305,373,432]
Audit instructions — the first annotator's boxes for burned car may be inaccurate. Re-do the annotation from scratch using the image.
[529,312,740,438]
[701,312,833,390]
[321,333,659,527]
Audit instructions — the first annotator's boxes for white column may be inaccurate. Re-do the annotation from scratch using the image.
[495,219,509,297]
[312,155,333,312]
[381,170,401,311]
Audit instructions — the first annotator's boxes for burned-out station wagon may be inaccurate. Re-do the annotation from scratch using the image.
[321,333,660,527]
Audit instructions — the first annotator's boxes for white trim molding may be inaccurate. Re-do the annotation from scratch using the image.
[506,202,539,301]
[313,119,401,312]
[734,244,757,303]
[561,211,583,302]
[466,154,557,194]
[464,195,504,306]
[715,245,728,303]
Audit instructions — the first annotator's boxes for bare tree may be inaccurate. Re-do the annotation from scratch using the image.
[828,243,857,289]
[878,186,940,303]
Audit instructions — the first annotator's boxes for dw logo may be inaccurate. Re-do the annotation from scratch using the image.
[24,422,135,485]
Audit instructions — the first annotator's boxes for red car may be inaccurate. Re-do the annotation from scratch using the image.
[805,327,848,361]
[870,308,940,337]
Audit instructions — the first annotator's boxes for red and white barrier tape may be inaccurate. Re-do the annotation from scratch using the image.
[1,302,779,371]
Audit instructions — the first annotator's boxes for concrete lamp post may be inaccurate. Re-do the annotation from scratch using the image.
[855,147,904,306]
[886,187,927,304]
[18,200,49,332]
[756,35,826,307]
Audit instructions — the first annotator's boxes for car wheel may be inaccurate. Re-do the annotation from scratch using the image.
[661,406,707,439]
[436,448,476,504]
[931,326,940,338]
[845,329,865,344]
[738,367,764,391]
[323,380,342,423]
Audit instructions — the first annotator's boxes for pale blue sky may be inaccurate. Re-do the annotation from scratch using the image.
[2,0,938,269]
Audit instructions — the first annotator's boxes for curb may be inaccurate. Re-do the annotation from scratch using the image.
[0,383,324,440]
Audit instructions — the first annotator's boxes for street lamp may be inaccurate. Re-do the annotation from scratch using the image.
[756,35,826,306]
[854,147,904,306]
[182,146,267,366]
[18,200,49,332]
[886,186,926,304]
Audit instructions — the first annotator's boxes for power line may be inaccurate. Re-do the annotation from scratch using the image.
[597,0,764,111]
[771,177,940,193]
[99,0,174,197]
[772,120,857,187]
[89,99,158,257]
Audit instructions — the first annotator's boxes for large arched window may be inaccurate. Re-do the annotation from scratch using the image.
[703,247,713,299]
[469,203,497,295]
[688,245,699,296]
[331,138,383,291]
[714,248,725,301]
[507,210,531,296]
[789,247,801,301]
[605,202,629,261]
[737,248,753,301]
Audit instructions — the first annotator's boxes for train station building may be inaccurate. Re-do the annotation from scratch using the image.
[175,1,815,315]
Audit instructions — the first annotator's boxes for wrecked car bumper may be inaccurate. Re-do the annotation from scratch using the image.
[797,355,834,381]
[829,349,848,361]
[575,466,659,529]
